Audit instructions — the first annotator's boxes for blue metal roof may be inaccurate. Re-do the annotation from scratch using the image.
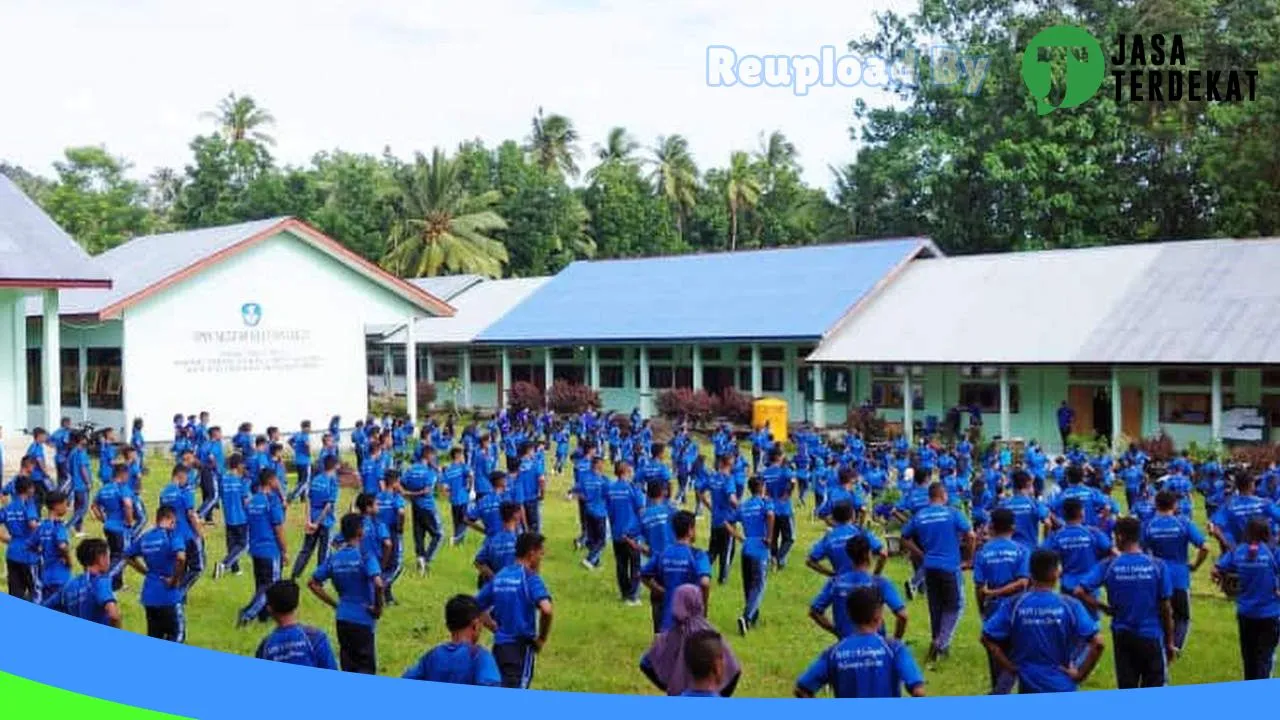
[476,238,934,344]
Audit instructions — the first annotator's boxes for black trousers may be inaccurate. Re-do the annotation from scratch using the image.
[105,530,126,591]
[612,540,640,601]
[145,604,186,643]
[450,504,468,541]
[411,506,441,559]
[1238,615,1280,680]
[708,525,735,584]
[769,515,795,565]
[336,620,377,674]
[6,561,37,601]
[925,569,960,642]
[291,526,329,579]
[1113,630,1166,688]
[494,639,537,688]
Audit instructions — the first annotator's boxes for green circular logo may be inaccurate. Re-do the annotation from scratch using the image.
[1021,25,1105,115]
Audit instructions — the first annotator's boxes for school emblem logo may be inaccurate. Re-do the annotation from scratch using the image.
[241,302,263,327]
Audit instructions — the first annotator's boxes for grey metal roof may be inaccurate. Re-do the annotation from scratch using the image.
[409,274,485,302]
[0,175,111,287]
[372,277,551,345]
[809,237,1280,365]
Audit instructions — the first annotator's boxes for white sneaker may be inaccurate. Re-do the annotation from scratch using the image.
[580,558,596,571]
[625,598,643,607]
[417,557,428,576]
[213,563,225,581]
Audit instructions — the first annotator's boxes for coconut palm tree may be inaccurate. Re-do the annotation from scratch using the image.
[725,151,762,251]
[381,147,509,278]
[201,93,276,147]
[527,107,581,179]
[647,134,699,239]
[755,130,798,191]
[586,127,639,182]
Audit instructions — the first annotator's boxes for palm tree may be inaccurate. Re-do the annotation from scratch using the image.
[755,130,798,190]
[647,134,699,239]
[201,93,276,146]
[382,147,510,278]
[725,151,762,251]
[586,127,639,182]
[527,107,581,179]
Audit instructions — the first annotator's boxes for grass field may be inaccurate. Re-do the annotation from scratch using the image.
[90,445,1250,696]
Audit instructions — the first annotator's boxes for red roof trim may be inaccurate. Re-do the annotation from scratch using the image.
[97,218,454,320]
[0,278,112,290]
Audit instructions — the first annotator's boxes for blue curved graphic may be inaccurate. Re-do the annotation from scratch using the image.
[1,592,1278,716]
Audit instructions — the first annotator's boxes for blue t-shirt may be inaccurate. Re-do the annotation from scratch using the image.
[68,448,90,491]
[401,463,438,511]
[810,570,905,639]
[246,492,285,560]
[703,472,738,527]
[467,491,506,536]
[443,463,471,507]
[580,472,608,519]
[59,572,116,625]
[308,473,338,528]
[256,624,339,669]
[94,482,131,534]
[1041,524,1112,592]
[902,504,971,572]
[36,519,72,587]
[761,464,795,517]
[808,523,885,575]
[640,502,676,555]
[476,564,551,645]
[796,632,924,698]
[313,545,383,626]
[403,642,501,685]
[729,496,775,560]
[640,544,712,631]
[158,482,196,543]
[1216,543,1280,619]
[606,480,643,542]
[999,494,1049,548]
[475,529,518,576]
[129,526,187,607]
[973,537,1031,596]
[1211,495,1280,546]
[219,473,249,527]
[3,497,38,564]
[981,590,1100,693]
[1142,514,1206,591]
[376,490,406,535]
[1080,553,1171,641]
[289,433,312,464]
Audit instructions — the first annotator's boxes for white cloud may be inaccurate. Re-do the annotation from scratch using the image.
[0,0,912,189]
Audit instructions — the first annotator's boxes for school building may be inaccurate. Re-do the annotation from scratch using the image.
[19,215,453,439]
[807,238,1280,449]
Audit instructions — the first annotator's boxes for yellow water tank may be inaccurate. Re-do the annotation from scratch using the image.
[752,397,788,444]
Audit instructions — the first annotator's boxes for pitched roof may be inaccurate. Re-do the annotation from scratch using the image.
[808,237,1280,365]
[475,238,937,344]
[0,175,111,289]
[373,277,551,345]
[409,274,485,302]
[36,217,453,319]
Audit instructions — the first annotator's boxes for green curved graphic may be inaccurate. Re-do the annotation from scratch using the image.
[1021,25,1105,115]
[0,671,188,718]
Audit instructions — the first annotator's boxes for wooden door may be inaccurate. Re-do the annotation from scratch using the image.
[1121,387,1144,440]
[1068,385,1096,435]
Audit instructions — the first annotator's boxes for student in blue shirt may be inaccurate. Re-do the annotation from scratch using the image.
[26,427,52,500]
[999,471,1049,549]
[402,451,443,573]
[1143,490,1209,653]
[1210,474,1280,551]
[515,442,546,534]
[1075,516,1174,689]
[810,535,908,641]
[160,463,205,593]
[92,463,136,592]
[54,538,121,627]
[672,630,734,698]
[576,456,609,570]
[287,421,313,503]
[376,471,408,603]
[639,481,676,558]
[606,462,645,604]
[4,476,40,601]
[354,493,394,594]
[474,503,521,589]
[1212,516,1280,681]
[36,492,73,601]
[796,586,926,698]
[701,455,740,585]
[725,477,774,634]
[807,502,888,578]
[1041,498,1113,613]
[900,482,974,666]
[403,594,501,685]
[973,508,1030,694]
[68,432,93,535]
[51,417,72,490]
[309,513,385,675]
[477,532,554,689]
[642,510,713,633]
[256,580,338,669]
[214,454,250,579]
[237,469,288,627]
[442,448,473,545]
[130,417,146,466]
[125,505,188,642]
[289,454,338,581]
[982,549,1104,693]
[761,450,796,568]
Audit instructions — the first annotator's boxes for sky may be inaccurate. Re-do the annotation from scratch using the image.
[0,0,914,190]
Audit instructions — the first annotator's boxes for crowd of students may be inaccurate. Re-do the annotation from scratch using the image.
[1,407,1276,697]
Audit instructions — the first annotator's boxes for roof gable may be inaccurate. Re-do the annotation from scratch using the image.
[0,175,111,289]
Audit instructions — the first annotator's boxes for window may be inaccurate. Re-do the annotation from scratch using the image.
[799,367,852,402]
[1069,365,1111,381]
[1263,394,1280,426]
[26,348,41,404]
[1264,369,1280,388]
[86,348,123,410]
[366,351,385,376]
[737,347,753,362]
[959,365,1016,379]
[551,348,575,360]
[871,365,925,378]
[509,348,533,360]
[1158,393,1236,425]
[647,347,673,362]
[597,348,624,361]
[959,383,1020,413]
[649,366,675,388]
[554,365,585,384]
[1158,368,1235,387]
[600,366,624,388]
[872,380,924,410]
[435,363,459,382]
[699,347,721,362]
[762,366,784,392]
[512,365,533,383]
[675,366,693,388]
[470,364,497,383]
[390,348,406,376]
[738,367,752,391]
[761,347,785,362]
[61,348,79,407]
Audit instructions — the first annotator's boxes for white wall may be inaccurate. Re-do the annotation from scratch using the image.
[120,230,423,435]
[0,290,26,437]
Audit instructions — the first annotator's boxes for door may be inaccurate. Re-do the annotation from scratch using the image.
[1121,387,1144,440]
[1067,385,1095,436]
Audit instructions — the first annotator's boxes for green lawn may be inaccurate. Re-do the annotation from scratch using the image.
[95,448,1247,696]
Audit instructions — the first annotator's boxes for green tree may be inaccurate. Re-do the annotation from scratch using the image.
[494,140,592,275]
[724,150,761,251]
[42,146,153,253]
[381,147,509,278]
[202,92,277,147]
[647,135,699,242]
[304,150,399,262]
[587,126,639,181]
[583,159,681,258]
[527,107,581,179]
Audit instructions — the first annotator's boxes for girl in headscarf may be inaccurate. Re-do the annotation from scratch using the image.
[639,584,742,696]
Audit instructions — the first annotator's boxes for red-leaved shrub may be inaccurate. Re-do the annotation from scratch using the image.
[546,381,600,415]
[715,388,753,425]
[507,381,544,412]
[656,388,717,425]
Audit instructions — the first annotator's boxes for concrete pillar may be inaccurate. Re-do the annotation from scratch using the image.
[1211,367,1223,443]
[692,344,703,391]
[999,366,1011,441]
[382,345,393,391]
[425,347,435,385]
[813,365,827,429]
[500,348,512,410]
[589,346,600,391]
[750,343,762,398]
[638,345,651,418]
[543,347,554,392]
[404,316,417,427]
[902,372,913,445]
[77,334,88,422]
[460,348,472,409]
[9,292,28,434]
[41,289,60,431]
[1110,366,1123,447]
